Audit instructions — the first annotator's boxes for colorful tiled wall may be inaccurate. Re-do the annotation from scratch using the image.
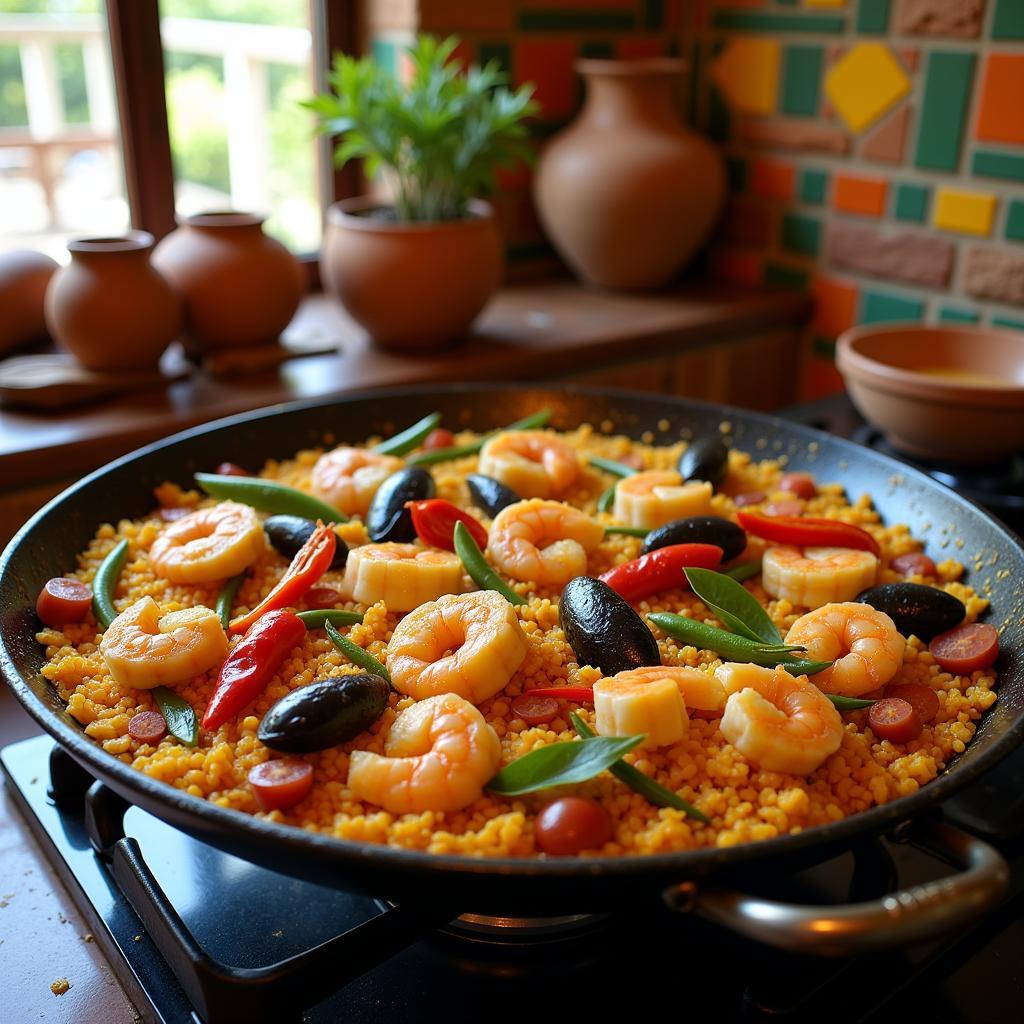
[364,0,1024,398]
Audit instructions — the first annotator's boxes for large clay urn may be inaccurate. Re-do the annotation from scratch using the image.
[0,249,58,355]
[153,212,303,352]
[534,58,726,290]
[44,232,180,371]
[321,197,503,352]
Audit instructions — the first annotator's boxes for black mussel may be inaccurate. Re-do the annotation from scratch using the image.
[264,515,348,569]
[856,582,966,641]
[466,474,521,517]
[678,436,730,489]
[366,467,435,542]
[559,576,660,676]
[258,674,390,753]
[641,515,747,561]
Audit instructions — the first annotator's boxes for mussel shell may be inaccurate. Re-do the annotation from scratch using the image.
[264,515,348,569]
[366,467,436,542]
[641,515,746,561]
[678,436,730,489]
[856,582,966,641]
[258,674,390,753]
[559,576,660,676]
[466,474,520,517]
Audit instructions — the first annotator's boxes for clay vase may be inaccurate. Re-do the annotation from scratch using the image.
[321,197,503,352]
[152,212,303,352]
[534,58,726,290]
[0,250,58,356]
[44,233,181,371]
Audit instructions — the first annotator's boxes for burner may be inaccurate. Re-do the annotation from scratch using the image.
[439,910,610,944]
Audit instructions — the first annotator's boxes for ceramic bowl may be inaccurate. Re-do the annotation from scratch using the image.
[836,324,1024,463]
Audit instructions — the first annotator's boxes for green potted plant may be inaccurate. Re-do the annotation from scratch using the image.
[307,36,537,351]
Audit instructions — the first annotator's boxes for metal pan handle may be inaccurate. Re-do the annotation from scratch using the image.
[662,818,1008,956]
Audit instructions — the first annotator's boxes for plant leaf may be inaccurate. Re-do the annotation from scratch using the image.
[826,694,877,710]
[153,687,198,747]
[487,734,644,796]
[685,567,783,645]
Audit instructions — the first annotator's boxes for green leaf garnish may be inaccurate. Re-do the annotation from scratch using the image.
[153,687,198,747]
[826,694,877,711]
[685,567,783,645]
[722,561,761,582]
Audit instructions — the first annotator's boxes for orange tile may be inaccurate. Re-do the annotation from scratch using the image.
[801,349,846,400]
[521,0,634,7]
[975,54,1024,145]
[516,39,578,119]
[445,39,473,72]
[833,174,888,217]
[750,159,795,201]
[710,248,763,286]
[811,276,859,337]
[616,37,667,60]
[421,0,514,32]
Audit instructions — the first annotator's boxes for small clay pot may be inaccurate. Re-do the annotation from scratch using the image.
[44,233,180,371]
[0,250,58,355]
[152,212,304,351]
[321,197,503,351]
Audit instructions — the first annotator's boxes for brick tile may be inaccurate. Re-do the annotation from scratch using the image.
[750,159,795,200]
[825,221,954,287]
[964,247,1024,306]
[861,105,909,163]
[739,118,849,153]
[515,39,578,119]
[915,50,975,171]
[975,54,1024,146]
[894,0,985,38]
[811,276,859,336]
[834,174,888,216]
[933,187,998,237]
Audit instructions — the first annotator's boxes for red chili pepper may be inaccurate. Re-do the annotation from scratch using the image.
[229,523,336,634]
[407,498,488,551]
[598,543,724,602]
[533,687,596,702]
[736,511,881,558]
[203,609,306,730]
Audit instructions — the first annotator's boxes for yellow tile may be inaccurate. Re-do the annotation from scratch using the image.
[710,37,780,116]
[824,43,910,134]
[806,0,847,7]
[933,188,998,237]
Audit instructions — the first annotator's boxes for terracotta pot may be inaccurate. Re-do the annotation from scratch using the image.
[534,58,726,290]
[0,250,58,355]
[321,197,503,351]
[44,233,180,371]
[152,212,303,351]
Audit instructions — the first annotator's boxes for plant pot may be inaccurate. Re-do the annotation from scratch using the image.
[152,212,304,352]
[321,197,503,352]
[534,58,726,290]
[44,233,180,371]
[0,250,58,356]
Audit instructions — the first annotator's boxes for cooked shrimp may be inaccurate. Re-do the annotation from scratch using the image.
[785,602,904,697]
[342,543,463,612]
[477,431,580,498]
[613,470,712,529]
[487,498,604,586]
[310,447,403,517]
[762,545,878,608]
[347,693,502,814]
[716,663,843,775]
[611,665,727,713]
[388,591,527,704]
[149,501,265,584]
[100,596,228,690]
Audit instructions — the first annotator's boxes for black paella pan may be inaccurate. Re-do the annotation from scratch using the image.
[2,385,1023,957]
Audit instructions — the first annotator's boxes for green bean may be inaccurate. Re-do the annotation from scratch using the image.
[588,456,637,478]
[722,561,761,582]
[453,521,526,605]
[194,473,346,523]
[216,573,246,631]
[372,411,441,457]
[92,538,129,630]
[406,408,553,467]
[297,609,364,629]
[827,694,877,711]
[325,620,391,683]
[597,483,617,514]
[604,526,650,538]
[571,714,708,823]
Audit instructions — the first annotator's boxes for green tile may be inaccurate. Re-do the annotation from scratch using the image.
[915,51,975,172]
[813,337,837,358]
[781,213,821,256]
[711,12,844,33]
[580,41,614,59]
[992,316,1024,331]
[860,290,925,324]
[372,39,397,76]
[764,263,810,290]
[972,150,1024,183]
[708,83,731,143]
[939,307,980,324]
[799,168,828,204]
[856,0,890,33]
[643,0,664,31]
[781,45,822,117]
[992,0,1024,39]
[726,156,747,192]
[893,183,931,222]
[519,10,635,31]
[1006,200,1024,243]
[478,42,510,74]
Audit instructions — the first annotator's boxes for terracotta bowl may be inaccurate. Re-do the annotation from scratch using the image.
[836,324,1024,463]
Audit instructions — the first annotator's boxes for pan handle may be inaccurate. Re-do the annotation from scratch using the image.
[662,818,1008,956]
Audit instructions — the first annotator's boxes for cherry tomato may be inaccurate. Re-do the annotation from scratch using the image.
[619,453,646,470]
[422,428,455,450]
[929,623,999,675]
[733,491,766,507]
[883,683,939,724]
[36,577,93,627]
[304,586,341,609]
[762,500,805,518]
[891,552,937,578]
[779,473,817,500]
[159,506,192,522]
[511,693,559,726]
[128,710,167,745]
[535,797,612,856]
[248,760,314,812]
[868,697,922,743]
[216,462,250,477]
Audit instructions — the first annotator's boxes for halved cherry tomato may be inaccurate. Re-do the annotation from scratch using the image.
[511,693,559,726]
[422,428,455,450]
[128,710,167,745]
[36,578,93,627]
[532,687,595,702]
[779,473,817,499]
[216,462,250,477]
[535,797,612,856]
[929,623,999,675]
[762,500,806,518]
[407,498,488,551]
[599,543,724,602]
[737,510,882,557]
[248,760,314,812]
[891,552,937,577]
[883,683,939,724]
[304,586,341,609]
[618,453,646,470]
[733,491,766,507]
[868,697,922,743]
